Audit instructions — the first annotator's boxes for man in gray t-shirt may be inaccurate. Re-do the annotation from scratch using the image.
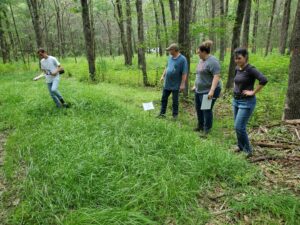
[34,49,68,108]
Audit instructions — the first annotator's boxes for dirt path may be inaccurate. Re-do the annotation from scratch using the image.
[0,131,8,224]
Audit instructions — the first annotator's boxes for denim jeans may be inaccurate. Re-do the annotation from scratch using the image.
[195,87,221,133]
[233,97,256,154]
[47,78,64,108]
[160,89,179,116]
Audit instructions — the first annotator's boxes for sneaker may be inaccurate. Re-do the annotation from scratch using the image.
[63,103,70,108]
[156,114,166,119]
[193,127,203,132]
[233,146,242,153]
[246,152,253,158]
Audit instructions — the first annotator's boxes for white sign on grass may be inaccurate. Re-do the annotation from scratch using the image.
[143,102,155,111]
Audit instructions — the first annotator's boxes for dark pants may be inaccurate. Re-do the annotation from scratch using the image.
[195,87,221,133]
[233,97,256,154]
[160,89,179,116]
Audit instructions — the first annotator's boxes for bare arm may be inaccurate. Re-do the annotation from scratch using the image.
[208,74,221,99]
[180,73,187,91]
[160,68,166,82]
[243,84,265,96]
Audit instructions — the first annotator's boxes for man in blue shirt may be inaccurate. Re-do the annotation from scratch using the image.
[158,43,188,119]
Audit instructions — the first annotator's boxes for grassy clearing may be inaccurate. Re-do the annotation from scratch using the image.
[0,53,299,224]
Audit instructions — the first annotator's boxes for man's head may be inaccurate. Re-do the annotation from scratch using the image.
[37,48,48,59]
[166,43,179,56]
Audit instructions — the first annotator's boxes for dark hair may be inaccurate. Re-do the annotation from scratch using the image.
[37,48,46,54]
[234,48,249,60]
[199,40,213,54]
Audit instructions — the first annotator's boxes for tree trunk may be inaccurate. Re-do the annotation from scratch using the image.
[152,0,163,56]
[106,12,113,57]
[178,0,192,97]
[226,0,248,90]
[265,0,277,57]
[0,11,10,64]
[241,0,252,48]
[136,0,149,86]
[26,0,45,48]
[210,0,216,52]
[114,0,130,65]
[159,0,169,54]
[3,10,14,61]
[284,0,300,120]
[280,0,292,55]
[219,0,226,61]
[169,0,176,42]
[80,0,96,80]
[252,0,259,53]
[125,0,133,61]
[9,3,26,64]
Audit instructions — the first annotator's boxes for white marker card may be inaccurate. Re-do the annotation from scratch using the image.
[142,102,155,111]
[201,94,212,110]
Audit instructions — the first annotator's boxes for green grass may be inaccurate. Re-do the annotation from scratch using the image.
[0,53,299,224]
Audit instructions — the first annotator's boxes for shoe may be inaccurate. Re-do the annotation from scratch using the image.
[63,103,70,108]
[233,146,242,153]
[199,131,208,138]
[156,114,166,119]
[246,152,253,158]
[193,127,203,132]
[172,115,178,120]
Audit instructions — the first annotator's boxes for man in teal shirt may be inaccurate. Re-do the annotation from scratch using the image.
[158,43,188,119]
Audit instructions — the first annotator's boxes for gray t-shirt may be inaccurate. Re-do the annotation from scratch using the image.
[41,56,61,83]
[195,55,221,93]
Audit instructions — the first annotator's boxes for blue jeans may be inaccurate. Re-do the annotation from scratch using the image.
[160,89,179,116]
[233,97,256,154]
[195,87,221,132]
[47,79,64,108]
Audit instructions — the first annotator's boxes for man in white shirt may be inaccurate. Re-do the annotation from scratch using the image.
[35,48,68,108]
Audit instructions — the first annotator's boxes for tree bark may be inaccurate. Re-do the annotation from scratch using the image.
[252,0,259,53]
[265,0,277,57]
[152,0,163,56]
[241,0,252,48]
[284,0,300,120]
[209,0,216,52]
[136,0,149,86]
[26,0,45,48]
[279,0,292,55]
[114,0,131,65]
[80,0,96,80]
[159,0,169,54]
[169,0,176,42]
[178,0,192,97]
[219,0,226,61]
[0,11,10,64]
[226,0,248,90]
[9,3,26,64]
[125,0,133,61]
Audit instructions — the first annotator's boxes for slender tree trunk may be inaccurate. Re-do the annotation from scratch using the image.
[169,0,176,42]
[26,0,45,48]
[210,0,216,52]
[178,0,192,97]
[159,0,169,54]
[136,0,149,86]
[80,0,96,80]
[219,0,226,61]
[241,0,252,48]
[265,0,277,57]
[0,12,9,64]
[114,0,130,65]
[280,0,292,55]
[152,0,163,56]
[284,0,300,120]
[66,15,77,63]
[9,3,26,64]
[125,0,133,61]
[3,10,14,61]
[226,0,248,90]
[252,0,259,53]
[106,11,113,57]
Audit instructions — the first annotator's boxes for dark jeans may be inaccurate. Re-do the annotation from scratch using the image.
[233,97,256,154]
[195,87,221,133]
[160,89,179,116]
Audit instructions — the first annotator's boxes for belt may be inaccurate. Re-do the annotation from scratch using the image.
[233,93,254,100]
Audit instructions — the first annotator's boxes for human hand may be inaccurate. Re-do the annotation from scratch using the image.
[242,90,255,96]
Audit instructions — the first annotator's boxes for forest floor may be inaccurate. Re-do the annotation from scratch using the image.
[0,54,299,224]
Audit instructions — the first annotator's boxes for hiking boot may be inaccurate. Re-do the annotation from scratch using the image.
[156,114,166,119]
